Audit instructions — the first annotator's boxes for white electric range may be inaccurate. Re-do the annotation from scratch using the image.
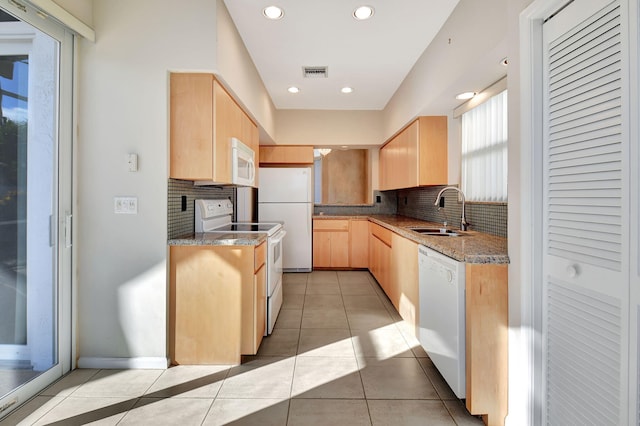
[195,199,286,335]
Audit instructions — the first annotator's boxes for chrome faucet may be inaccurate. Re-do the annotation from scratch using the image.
[434,186,469,231]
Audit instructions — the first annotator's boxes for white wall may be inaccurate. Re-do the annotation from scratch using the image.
[215,0,277,143]
[275,109,384,147]
[76,0,219,365]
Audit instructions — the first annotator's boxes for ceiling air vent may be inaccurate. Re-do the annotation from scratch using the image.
[303,66,328,78]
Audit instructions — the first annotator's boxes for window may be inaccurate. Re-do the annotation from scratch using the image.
[460,89,508,202]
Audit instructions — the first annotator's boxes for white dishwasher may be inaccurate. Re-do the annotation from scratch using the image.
[418,245,466,398]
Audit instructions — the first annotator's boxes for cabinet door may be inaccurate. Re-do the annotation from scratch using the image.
[253,264,266,352]
[403,120,419,188]
[169,74,214,180]
[465,264,508,424]
[259,146,314,165]
[170,246,243,365]
[350,220,369,268]
[369,234,388,291]
[391,233,419,332]
[369,229,378,278]
[379,116,448,190]
[417,116,448,186]
[313,231,332,267]
[330,231,350,267]
[212,81,235,184]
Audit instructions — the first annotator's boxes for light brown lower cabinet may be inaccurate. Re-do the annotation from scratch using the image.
[169,242,266,365]
[313,219,350,268]
[465,263,508,426]
[242,244,266,355]
[390,233,419,332]
[367,222,508,426]
[349,219,369,268]
[368,222,391,293]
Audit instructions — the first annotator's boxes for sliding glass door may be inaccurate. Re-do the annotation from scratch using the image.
[0,0,73,419]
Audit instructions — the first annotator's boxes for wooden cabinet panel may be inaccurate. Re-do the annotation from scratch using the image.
[370,222,392,246]
[170,245,246,365]
[212,81,235,184]
[259,146,314,165]
[350,219,369,268]
[254,241,266,272]
[169,74,214,180]
[313,219,349,231]
[331,231,350,267]
[390,233,419,332]
[170,243,266,364]
[368,222,391,291]
[170,73,258,186]
[313,230,350,268]
[252,264,266,352]
[465,263,508,426]
[418,116,448,186]
[313,230,332,268]
[313,219,351,268]
[379,116,447,190]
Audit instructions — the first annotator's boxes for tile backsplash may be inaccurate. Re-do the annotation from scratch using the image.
[397,186,507,238]
[168,179,235,239]
[313,190,397,216]
[168,179,507,239]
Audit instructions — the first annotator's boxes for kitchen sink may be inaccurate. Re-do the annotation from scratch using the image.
[408,227,466,237]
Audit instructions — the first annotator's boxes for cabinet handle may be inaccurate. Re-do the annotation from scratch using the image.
[566,264,579,278]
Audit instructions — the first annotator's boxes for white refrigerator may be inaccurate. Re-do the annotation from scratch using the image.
[259,167,313,271]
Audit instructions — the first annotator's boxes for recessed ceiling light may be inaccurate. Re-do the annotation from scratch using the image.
[341,87,354,94]
[456,91,476,100]
[263,5,284,20]
[287,86,300,94]
[353,5,375,20]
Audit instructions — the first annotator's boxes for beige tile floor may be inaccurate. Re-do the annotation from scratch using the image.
[2,271,483,426]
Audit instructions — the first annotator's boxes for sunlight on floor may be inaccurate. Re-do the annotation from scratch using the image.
[1,271,482,426]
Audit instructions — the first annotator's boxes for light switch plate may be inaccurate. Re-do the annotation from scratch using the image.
[114,197,138,214]
[127,154,138,172]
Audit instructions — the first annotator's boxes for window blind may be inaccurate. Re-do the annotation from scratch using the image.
[461,90,508,202]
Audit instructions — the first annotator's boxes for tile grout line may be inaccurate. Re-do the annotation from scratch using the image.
[338,271,375,426]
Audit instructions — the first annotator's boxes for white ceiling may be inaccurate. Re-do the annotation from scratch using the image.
[223,0,460,111]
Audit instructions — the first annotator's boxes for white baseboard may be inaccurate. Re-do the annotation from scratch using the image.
[77,357,169,369]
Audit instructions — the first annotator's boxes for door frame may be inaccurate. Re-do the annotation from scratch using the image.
[518,0,570,425]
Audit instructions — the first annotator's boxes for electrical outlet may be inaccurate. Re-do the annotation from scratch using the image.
[114,197,138,214]
[181,195,187,211]
[376,195,381,203]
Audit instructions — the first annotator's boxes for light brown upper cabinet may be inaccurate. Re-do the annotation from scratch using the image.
[170,73,259,185]
[259,145,314,165]
[379,116,447,190]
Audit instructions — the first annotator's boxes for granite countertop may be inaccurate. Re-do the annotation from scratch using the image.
[168,232,267,246]
[313,214,509,264]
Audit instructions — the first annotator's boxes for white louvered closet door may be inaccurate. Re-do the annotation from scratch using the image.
[542,0,630,424]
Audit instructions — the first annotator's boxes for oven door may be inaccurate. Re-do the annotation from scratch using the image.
[267,229,286,296]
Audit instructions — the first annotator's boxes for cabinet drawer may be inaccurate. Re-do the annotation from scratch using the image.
[313,219,350,231]
[370,223,392,247]
[254,242,266,272]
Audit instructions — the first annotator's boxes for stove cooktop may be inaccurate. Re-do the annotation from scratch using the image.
[204,222,283,236]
